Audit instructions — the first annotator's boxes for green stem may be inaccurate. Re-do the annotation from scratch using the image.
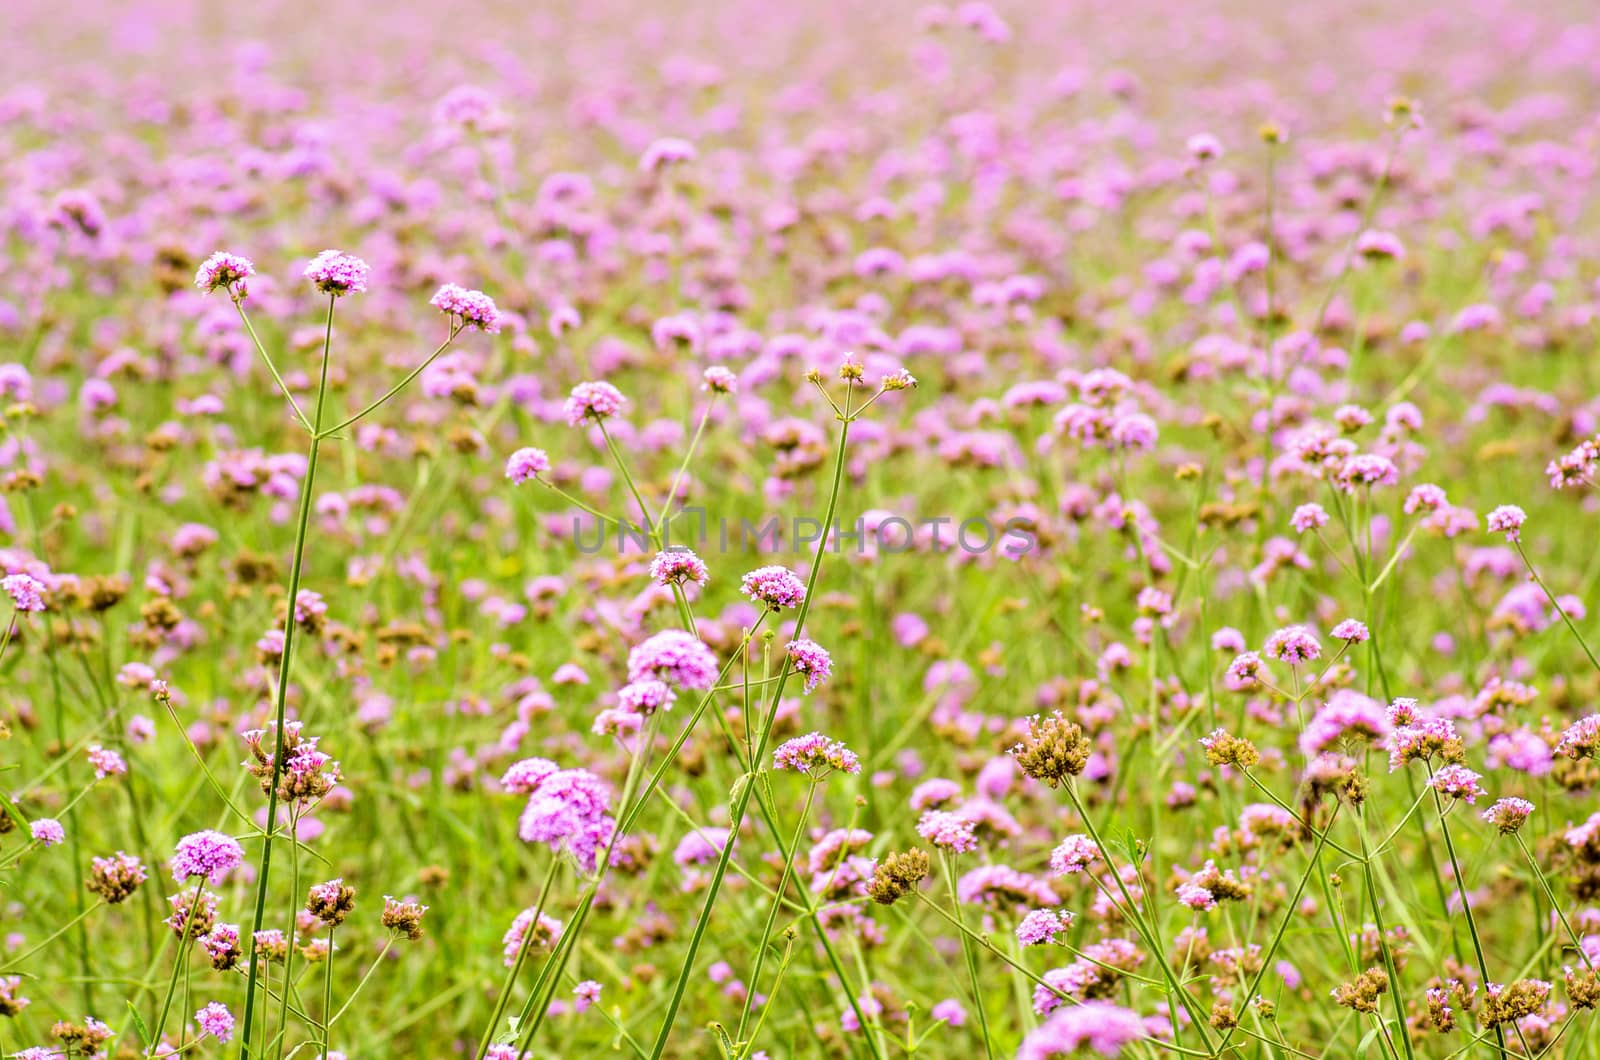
[942,852,995,1060]
[642,415,854,1060]
[239,294,336,1060]
[1432,792,1506,1056]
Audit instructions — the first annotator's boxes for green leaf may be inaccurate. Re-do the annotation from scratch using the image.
[126,1000,151,1045]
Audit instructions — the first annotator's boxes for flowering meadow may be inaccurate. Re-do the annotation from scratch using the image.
[6,0,1600,1057]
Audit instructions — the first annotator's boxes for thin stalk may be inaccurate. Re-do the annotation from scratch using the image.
[239,294,336,1060]
[942,852,995,1060]
[643,415,854,1060]
[735,780,818,1044]
[1432,791,1506,1057]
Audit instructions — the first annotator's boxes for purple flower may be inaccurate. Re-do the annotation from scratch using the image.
[1486,504,1527,542]
[563,381,626,426]
[1019,1001,1146,1058]
[3,573,45,612]
[194,251,256,297]
[774,732,860,776]
[303,250,370,296]
[29,818,65,847]
[194,1001,235,1042]
[916,810,978,853]
[740,566,806,611]
[616,679,676,716]
[785,638,832,693]
[627,630,719,690]
[1048,835,1101,876]
[430,283,500,332]
[505,448,551,484]
[171,830,245,885]
[1016,908,1071,946]
[1264,625,1321,665]
[1331,619,1370,643]
[649,548,709,588]
[1482,797,1535,834]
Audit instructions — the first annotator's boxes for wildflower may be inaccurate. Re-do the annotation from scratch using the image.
[1426,987,1455,1031]
[1332,967,1390,1013]
[87,745,129,778]
[1429,764,1485,804]
[0,976,28,1017]
[429,283,500,332]
[502,908,563,964]
[49,1018,115,1055]
[1481,979,1552,1027]
[1200,729,1260,768]
[1048,835,1101,876]
[171,830,243,884]
[616,679,675,717]
[1486,504,1527,542]
[253,929,290,962]
[740,566,807,610]
[1481,797,1535,834]
[1289,503,1328,533]
[29,818,64,847]
[307,879,356,926]
[3,573,45,612]
[1017,1002,1145,1059]
[203,924,241,971]
[1356,230,1405,260]
[382,896,429,940]
[1008,712,1090,786]
[785,638,832,692]
[166,886,219,939]
[627,630,718,690]
[573,980,602,1013]
[1016,908,1072,946]
[916,810,978,854]
[194,1002,234,1043]
[194,252,255,297]
[1264,625,1321,665]
[1224,651,1264,690]
[505,447,551,484]
[87,851,147,904]
[1186,132,1223,161]
[563,381,626,426]
[867,849,930,905]
[702,366,738,394]
[304,250,370,296]
[774,732,860,776]
[1557,715,1600,759]
[1330,619,1370,643]
[911,778,962,811]
[1336,454,1399,490]
[1404,484,1448,514]
[1566,968,1600,1009]
[1388,715,1463,771]
[649,548,709,588]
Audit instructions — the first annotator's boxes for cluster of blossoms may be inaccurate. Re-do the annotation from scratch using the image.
[785,638,833,692]
[627,630,719,690]
[242,721,341,805]
[429,283,501,331]
[193,251,255,297]
[563,381,627,426]
[773,732,860,777]
[649,548,709,588]
[740,565,807,610]
[170,830,244,885]
[503,759,615,872]
[303,249,370,296]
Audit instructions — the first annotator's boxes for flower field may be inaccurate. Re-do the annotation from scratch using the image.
[4,0,1600,1057]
